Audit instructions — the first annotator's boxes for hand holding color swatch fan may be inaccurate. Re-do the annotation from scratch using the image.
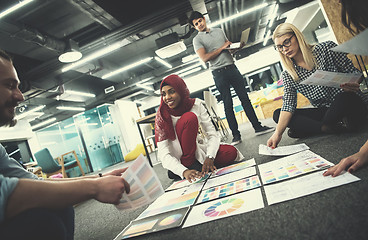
[115,154,164,210]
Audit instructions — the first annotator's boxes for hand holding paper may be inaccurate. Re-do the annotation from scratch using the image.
[300,70,362,89]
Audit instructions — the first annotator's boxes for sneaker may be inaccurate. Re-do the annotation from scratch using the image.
[231,135,242,145]
[255,126,274,135]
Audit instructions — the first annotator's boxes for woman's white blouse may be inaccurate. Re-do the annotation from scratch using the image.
[157,98,221,178]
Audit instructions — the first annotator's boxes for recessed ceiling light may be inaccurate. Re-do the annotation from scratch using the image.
[58,51,82,63]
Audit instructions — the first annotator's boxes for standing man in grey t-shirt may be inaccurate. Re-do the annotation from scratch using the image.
[189,11,273,145]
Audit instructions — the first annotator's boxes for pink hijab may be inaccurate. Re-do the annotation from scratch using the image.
[155,75,195,142]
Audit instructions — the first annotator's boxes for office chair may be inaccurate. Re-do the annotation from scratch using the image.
[34,148,85,178]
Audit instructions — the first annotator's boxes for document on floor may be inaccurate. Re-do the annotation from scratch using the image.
[197,175,261,204]
[264,171,360,205]
[203,166,257,190]
[258,150,334,185]
[114,207,190,240]
[300,70,362,88]
[259,143,309,156]
[209,158,256,178]
[115,154,164,210]
[137,185,200,220]
[182,188,264,228]
[166,173,209,191]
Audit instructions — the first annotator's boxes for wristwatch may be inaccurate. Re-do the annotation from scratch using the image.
[206,154,215,160]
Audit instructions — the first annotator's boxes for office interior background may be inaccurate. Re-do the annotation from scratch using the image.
[0,0,340,176]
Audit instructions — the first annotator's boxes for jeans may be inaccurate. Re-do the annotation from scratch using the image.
[212,64,262,136]
[273,92,368,135]
[0,206,75,240]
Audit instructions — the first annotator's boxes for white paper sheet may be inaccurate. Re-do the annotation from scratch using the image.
[203,166,256,190]
[332,29,368,56]
[258,150,334,185]
[182,188,264,228]
[209,158,256,178]
[264,171,360,205]
[165,174,209,191]
[137,186,200,220]
[115,154,164,210]
[300,70,362,88]
[259,143,309,156]
[197,175,261,204]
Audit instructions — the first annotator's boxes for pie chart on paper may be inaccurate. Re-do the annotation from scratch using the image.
[203,198,244,217]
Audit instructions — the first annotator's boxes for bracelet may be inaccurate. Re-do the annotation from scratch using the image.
[98,173,103,177]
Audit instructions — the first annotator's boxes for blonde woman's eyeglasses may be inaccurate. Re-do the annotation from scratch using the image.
[274,34,295,52]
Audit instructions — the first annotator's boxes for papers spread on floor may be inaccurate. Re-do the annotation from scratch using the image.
[137,184,201,220]
[115,154,164,210]
[259,143,309,156]
[258,150,333,185]
[203,166,257,190]
[300,70,362,88]
[209,158,256,178]
[264,170,360,205]
[182,188,264,228]
[114,207,190,240]
[165,173,209,191]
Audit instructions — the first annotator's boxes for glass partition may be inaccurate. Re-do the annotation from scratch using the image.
[36,104,125,176]
[36,120,89,177]
[73,104,124,172]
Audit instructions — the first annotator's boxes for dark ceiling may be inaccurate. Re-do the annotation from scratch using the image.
[0,0,313,130]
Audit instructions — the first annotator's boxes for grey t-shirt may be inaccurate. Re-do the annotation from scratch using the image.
[192,27,234,70]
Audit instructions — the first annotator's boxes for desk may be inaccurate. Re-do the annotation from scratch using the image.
[136,113,156,167]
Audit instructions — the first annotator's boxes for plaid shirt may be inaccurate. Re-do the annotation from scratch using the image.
[281,41,365,112]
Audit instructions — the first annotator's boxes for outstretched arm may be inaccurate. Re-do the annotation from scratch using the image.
[6,175,130,219]
[323,140,368,177]
[267,111,293,148]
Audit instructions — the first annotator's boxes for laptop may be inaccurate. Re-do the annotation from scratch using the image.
[226,27,250,49]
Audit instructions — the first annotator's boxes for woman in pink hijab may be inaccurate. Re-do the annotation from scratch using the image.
[155,75,242,182]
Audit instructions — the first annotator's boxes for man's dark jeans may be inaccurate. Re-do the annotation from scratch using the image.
[212,64,262,136]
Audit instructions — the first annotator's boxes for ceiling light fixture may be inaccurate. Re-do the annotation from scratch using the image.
[263,30,271,46]
[268,4,279,28]
[182,54,198,63]
[62,40,127,72]
[155,33,187,59]
[179,67,202,78]
[102,57,153,79]
[0,0,34,19]
[57,106,86,111]
[154,57,172,68]
[138,77,153,84]
[208,2,268,27]
[31,117,57,130]
[136,83,153,91]
[182,54,206,68]
[64,90,95,98]
[58,39,82,63]
[155,41,187,59]
[15,105,46,120]
[172,63,202,77]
